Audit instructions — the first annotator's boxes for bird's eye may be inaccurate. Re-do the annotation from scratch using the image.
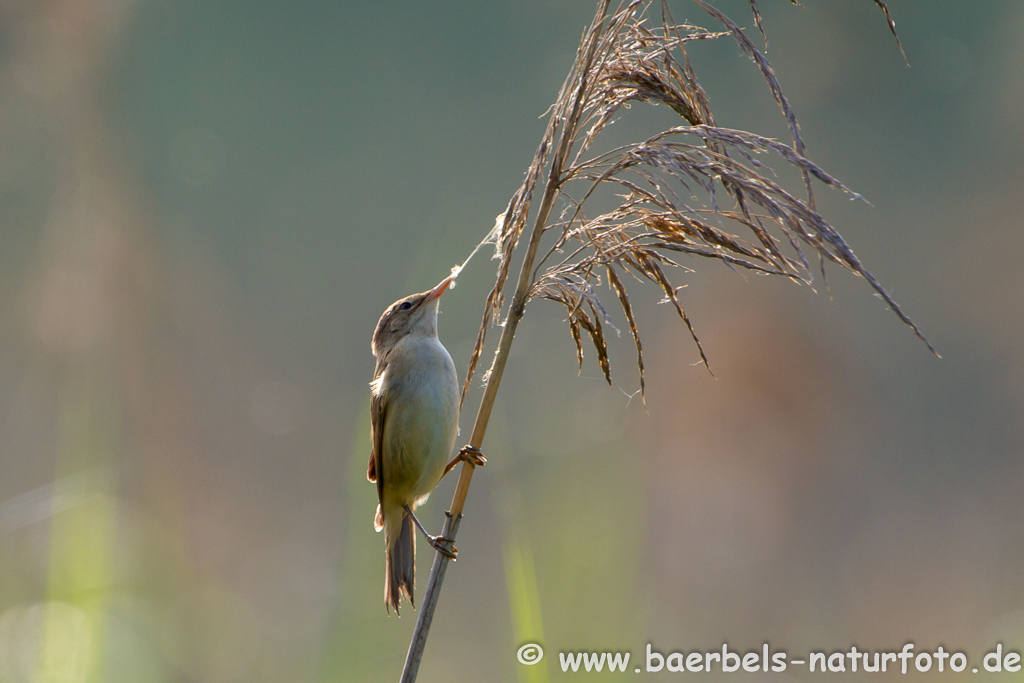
[399,301,413,311]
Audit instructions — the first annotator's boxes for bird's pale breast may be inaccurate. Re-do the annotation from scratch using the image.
[380,336,459,505]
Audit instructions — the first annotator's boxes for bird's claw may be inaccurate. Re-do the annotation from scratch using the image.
[442,446,488,478]
[457,445,487,468]
[426,535,458,559]
[404,505,458,559]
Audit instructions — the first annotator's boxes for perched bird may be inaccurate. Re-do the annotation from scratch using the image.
[367,274,485,613]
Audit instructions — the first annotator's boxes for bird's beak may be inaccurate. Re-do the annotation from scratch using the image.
[425,274,454,302]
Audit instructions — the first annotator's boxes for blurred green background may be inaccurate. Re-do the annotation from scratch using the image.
[1,0,1022,680]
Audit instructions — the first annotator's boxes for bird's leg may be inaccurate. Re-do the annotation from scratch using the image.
[442,445,487,478]
[405,505,458,559]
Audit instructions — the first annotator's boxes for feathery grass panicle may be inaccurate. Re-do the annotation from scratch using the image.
[461,0,933,406]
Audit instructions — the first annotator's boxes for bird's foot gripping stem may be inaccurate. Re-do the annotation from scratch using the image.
[405,506,457,559]
[442,445,487,478]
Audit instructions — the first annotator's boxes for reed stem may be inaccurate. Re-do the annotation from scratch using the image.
[396,18,601,669]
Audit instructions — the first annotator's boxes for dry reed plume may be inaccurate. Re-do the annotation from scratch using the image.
[401,1,932,680]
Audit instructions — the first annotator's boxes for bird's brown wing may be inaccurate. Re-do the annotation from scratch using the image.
[368,356,388,506]
[366,449,376,482]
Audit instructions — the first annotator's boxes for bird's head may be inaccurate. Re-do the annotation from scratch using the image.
[371,274,454,357]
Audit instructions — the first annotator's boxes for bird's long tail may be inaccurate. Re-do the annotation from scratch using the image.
[383,505,415,614]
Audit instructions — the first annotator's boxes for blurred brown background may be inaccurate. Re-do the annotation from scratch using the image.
[0,1,1022,680]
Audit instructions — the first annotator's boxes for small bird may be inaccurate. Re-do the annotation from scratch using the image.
[367,273,486,613]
